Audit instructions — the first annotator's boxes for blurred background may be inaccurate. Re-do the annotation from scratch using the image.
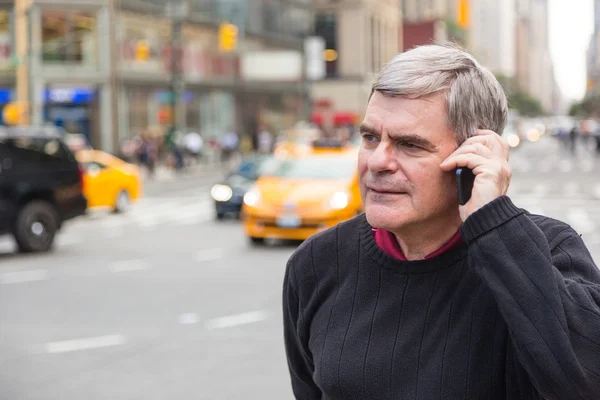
[0,0,599,398]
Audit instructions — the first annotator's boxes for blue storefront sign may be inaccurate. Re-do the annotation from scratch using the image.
[0,88,13,104]
[0,88,95,105]
[45,88,95,104]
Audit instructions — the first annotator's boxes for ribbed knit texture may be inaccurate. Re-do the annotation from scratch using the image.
[283,196,600,400]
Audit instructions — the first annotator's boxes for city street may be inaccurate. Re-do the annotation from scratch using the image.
[1,135,599,400]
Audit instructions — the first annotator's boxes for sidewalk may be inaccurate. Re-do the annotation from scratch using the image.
[140,161,228,183]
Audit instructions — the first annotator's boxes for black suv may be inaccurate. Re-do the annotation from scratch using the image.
[0,126,87,252]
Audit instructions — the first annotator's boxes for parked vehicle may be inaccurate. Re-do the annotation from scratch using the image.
[0,126,87,252]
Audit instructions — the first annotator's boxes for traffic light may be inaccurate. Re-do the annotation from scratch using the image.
[457,0,470,29]
[135,40,151,62]
[219,23,238,52]
[3,102,25,126]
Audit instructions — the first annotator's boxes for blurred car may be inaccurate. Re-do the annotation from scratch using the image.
[211,155,271,219]
[75,150,142,213]
[63,133,92,153]
[0,126,87,252]
[242,141,363,245]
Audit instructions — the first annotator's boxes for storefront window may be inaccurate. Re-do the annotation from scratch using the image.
[0,9,13,72]
[282,6,312,38]
[199,91,235,139]
[41,11,97,66]
[189,0,213,14]
[263,0,281,34]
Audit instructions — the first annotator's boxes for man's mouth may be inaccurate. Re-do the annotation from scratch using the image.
[369,187,407,195]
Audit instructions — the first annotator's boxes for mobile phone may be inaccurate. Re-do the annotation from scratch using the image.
[456,167,475,206]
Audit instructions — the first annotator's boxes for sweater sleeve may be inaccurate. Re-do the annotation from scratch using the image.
[283,254,322,399]
[460,196,600,400]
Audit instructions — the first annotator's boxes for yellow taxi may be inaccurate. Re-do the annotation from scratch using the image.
[242,140,362,244]
[75,150,142,213]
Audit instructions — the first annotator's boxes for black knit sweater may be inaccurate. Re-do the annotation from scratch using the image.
[283,196,600,400]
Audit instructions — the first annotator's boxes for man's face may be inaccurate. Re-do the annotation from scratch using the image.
[358,91,459,231]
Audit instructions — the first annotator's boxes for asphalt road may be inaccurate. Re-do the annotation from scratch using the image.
[0,134,599,400]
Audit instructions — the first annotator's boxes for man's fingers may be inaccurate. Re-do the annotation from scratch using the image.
[474,129,510,159]
[440,153,489,172]
[447,143,493,159]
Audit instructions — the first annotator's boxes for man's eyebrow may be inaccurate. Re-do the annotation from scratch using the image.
[359,124,379,135]
[391,133,437,150]
[360,124,437,150]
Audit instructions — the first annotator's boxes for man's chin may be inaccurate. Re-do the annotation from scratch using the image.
[365,203,415,230]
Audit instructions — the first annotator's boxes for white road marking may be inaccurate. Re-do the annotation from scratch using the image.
[0,269,48,284]
[110,259,149,273]
[532,183,548,197]
[196,248,225,262]
[584,234,600,245]
[103,227,124,238]
[581,159,595,172]
[539,162,553,173]
[559,160,573,173]
[564,182,580,198]
[56,234,83,247]
[178,313,200,325]
[566,208,596,234]
[204,310,269,330]
[45,334,126,354]
[593,184,600,199]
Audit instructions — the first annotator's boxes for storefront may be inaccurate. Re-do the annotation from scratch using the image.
[0,88,12,125]
[43,87,98,143]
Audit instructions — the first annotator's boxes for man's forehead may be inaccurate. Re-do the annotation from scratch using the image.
[362,93,452,140]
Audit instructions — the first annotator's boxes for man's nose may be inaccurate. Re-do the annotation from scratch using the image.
[368,142,398,173]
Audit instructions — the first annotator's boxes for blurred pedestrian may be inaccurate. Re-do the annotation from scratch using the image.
[165,127,185,172]
[220,129,239,164]
[183,131,203,165]
[569,122,579,155]
[283,44,600,400]
[257,126,274,154]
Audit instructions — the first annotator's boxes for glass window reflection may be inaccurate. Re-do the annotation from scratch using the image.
[41,11,97,66]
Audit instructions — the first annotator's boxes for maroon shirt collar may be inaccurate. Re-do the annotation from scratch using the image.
[373,228,463,261]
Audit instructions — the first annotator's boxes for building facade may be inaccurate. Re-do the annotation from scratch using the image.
[468,0,516,77]
[587,0,600,96]
[401,0,457,22]
[3,0,313,153]
[310,0,401,124]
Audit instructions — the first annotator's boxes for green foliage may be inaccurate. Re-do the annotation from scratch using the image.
[568,95,600,117]
[494,74,544,116]
[445,19,467,46]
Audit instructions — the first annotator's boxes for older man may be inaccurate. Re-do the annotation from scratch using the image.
[283,44,600,399]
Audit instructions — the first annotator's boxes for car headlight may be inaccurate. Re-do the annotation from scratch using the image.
[243,188,261,207]
[329,191,349,210]
[211,184,233,202]
[507,133,520,148]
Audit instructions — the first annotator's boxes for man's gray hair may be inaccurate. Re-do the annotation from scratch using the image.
[371,44,508,144]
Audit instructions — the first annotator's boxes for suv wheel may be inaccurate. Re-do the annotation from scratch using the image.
[113,190,130,214]
[14,201,59,253]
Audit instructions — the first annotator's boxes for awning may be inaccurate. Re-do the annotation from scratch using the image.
[310,111,359,126]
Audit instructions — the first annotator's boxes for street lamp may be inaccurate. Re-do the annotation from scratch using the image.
[165,0,189,135]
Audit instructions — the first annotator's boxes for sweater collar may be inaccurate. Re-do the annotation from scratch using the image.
[373,228,463,261]
[360,215,468,274]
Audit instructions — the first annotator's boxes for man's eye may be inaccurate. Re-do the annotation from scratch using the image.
[362,134,377,143]
[399,142,421,150]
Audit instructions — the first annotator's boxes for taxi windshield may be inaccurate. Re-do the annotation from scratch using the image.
[263,155,357,180]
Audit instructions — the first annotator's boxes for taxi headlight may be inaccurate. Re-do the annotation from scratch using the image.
[211,184,233,202]
[329,191,349,210]
[243,188,261,207]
